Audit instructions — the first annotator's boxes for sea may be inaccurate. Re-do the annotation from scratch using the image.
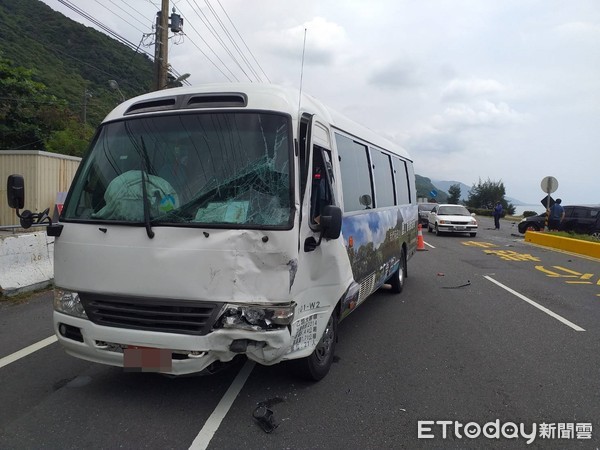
[512,204,546,216]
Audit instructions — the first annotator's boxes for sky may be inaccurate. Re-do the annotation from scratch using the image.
[39,0,600,204]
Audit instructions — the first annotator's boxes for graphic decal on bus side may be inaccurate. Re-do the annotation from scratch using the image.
[342,209,403,281]
[340,206,417,315]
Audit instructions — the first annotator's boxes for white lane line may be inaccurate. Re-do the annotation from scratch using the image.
[189,359,256,450]
[0,335,58,369]
[484,276,585,332]
[424,241,435,249]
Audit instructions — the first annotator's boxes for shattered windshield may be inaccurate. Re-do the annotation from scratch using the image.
[62,112,293,228]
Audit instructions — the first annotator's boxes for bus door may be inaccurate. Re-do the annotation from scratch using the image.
[298,116,336,252]
[295,115,347,293]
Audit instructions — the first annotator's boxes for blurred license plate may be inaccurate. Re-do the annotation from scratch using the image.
[124,346,172,372]
[456,226,466,230]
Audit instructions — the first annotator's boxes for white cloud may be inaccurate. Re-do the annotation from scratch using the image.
[367,58,425,89]
[259,17,347,66]
[434,101,525,130]
[441,78,507,102]
[555,21,600,41]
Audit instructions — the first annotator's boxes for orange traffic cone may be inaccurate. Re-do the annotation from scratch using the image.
[417,224,427,251]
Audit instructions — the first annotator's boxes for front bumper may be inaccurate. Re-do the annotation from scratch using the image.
[54,311,292,375]
[437,224,477,233]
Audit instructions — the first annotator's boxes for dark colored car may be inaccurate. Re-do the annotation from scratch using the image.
[418,203,437,226]
[518,205,600,239]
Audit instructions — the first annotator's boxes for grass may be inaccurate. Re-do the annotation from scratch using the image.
[546,231,600,243]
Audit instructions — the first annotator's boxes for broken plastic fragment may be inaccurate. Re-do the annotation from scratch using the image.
[253,404,278,433]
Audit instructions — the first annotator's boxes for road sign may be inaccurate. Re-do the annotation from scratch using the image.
[540,195,555,209]
[429,189,438,198]
[540,176,558,194]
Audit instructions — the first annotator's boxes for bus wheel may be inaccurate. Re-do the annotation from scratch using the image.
[389,249,406,294]
[291,309,338,381]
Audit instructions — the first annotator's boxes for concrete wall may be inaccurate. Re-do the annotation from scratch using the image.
[0,231,54,296]
[0,150,81,227]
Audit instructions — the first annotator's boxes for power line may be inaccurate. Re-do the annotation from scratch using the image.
[186,0,255,82]
[54,0,190,86]
[215,0,270,83]
[205,0,262,82]
[56,0,154,59]
[51,0,268,86]
[22,31,145,91]
[175,5,238,81]
[102,0,150,31]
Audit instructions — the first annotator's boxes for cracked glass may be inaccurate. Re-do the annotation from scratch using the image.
[63,112,293,228]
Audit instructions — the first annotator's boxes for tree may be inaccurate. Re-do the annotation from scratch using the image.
[45,119,94,157]
[466,178,515,215]
[447,184,461,204]
[0,54,71,150]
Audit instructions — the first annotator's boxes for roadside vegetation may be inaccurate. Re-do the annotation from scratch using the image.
[546,231,600,243]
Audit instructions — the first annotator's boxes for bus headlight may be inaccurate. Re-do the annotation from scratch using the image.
[219,303,295,331]
[54,289,88,319]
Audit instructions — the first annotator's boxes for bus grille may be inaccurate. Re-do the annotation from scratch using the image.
[79,293,222,336]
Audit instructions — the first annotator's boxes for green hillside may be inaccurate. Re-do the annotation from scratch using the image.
[415,174,448,202]
[0,0,153,128]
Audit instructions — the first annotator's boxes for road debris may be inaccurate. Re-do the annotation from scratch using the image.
[442,280,471,289]
[253,403,279,433]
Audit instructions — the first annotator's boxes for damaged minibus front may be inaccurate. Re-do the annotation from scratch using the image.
[6,83,415,381]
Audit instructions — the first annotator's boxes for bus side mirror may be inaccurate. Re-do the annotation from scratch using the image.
[320,205,342,239]
[7,174,25,209]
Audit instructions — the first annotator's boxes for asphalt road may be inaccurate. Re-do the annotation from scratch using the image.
[1,216,599,449]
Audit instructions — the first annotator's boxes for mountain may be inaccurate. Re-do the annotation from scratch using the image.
[0,0,154,127]
[430,179,471,202]
[430,178,526,205]
[415,175,448,202]
[505,197,527,206]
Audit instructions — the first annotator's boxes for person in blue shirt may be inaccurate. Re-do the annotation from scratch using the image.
[548,198,565,230]
[492,201,503,229]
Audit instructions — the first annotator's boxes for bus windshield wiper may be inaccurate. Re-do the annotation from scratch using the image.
[139,136,155,239]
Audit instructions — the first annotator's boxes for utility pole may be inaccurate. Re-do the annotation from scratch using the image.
[153,0,169,91]
[81,88,92,125]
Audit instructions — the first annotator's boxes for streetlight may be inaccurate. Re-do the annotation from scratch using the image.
[108,79,126,102]
[163,73,191,89]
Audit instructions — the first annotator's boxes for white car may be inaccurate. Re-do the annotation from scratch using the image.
[428,204,477,237]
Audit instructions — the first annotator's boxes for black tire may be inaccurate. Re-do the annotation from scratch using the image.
[590,230,600,241]
[389,249,406,294]
[435,224,442,236]
[290,309,338,381]
[470,233,476,237]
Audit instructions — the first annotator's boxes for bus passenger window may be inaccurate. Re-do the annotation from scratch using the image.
[335,133,373,212]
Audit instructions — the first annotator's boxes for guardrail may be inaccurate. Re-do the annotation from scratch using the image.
[0,231,54,296]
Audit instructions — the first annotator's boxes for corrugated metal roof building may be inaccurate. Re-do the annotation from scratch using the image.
[0,150,81,227]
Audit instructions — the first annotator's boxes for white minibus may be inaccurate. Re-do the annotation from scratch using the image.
[7,83,417,380]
